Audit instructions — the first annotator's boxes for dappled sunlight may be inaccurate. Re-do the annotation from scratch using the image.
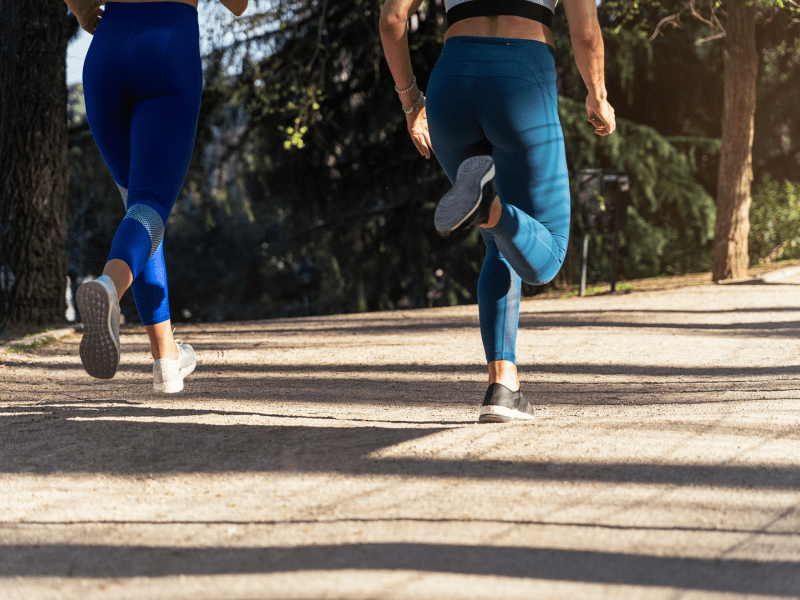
[3,280,800,597]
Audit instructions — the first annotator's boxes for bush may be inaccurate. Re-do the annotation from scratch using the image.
[749,177,800,265]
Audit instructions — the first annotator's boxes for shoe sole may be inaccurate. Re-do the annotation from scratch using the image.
[76,281,120,379]
[434,155,495,237]
[153,360,196,394]
[478,405,536,423]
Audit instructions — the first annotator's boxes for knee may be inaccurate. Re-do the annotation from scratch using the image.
[522,236,568,286]
[527,262,561,286]
[123,203,165,261]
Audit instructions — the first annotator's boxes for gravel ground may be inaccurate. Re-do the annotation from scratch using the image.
[1,271,799,599]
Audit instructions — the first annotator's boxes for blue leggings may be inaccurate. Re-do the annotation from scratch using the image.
[83,1,202,326]
[426,37,571,365]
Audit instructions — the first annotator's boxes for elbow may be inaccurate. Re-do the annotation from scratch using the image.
[379,11,406,39]
[572,25,602,51]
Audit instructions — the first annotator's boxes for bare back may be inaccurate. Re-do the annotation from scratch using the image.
[444,15,554,47]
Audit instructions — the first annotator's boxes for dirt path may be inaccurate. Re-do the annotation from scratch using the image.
[2,273,800,599]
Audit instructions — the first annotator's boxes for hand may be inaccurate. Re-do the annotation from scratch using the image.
[218,0,248,17]
[72,0,104,35]
[586,96,616,137]
[406,96,432,159]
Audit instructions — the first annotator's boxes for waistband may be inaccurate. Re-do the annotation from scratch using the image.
[443,36,555,59]
[101,2,198,24]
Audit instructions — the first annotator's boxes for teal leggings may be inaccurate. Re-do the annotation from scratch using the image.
[426,37,571,365]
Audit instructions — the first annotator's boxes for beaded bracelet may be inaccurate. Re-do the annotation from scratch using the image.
[395,76,417,95]
[401,92,425,114]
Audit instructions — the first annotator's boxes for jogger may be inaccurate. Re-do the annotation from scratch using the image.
[83,1,202,328]
[426,36,571,364]
[66,0,248,391]
[380,0,616,421]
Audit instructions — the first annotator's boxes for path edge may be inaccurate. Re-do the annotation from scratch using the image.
[1,324,83,352]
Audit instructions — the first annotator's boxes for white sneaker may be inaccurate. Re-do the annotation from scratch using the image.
[76,275,121,379]
[153,340,196,393]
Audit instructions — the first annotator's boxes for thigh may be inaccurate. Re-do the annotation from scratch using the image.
[426,66,491,183]
[481,75,571,240]
[125,24,203,219]
[82,25,132,190]
[127,91,201,217]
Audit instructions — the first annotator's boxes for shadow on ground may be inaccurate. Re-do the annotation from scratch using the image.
[1,542,798,596]
[2,411,800,489]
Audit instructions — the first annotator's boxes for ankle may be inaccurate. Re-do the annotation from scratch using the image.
[489,377,519,392]
[102,259,133,299]
[152,341,179,361]
[487,360,519,391]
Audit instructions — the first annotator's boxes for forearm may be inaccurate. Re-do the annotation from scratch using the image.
[218,0,248,17]
[571,24,607,101]
[564,0,607,101]
[379,0,422,106]
[380,0,432,158]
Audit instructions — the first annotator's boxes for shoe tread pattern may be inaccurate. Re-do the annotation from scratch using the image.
[77,281,120,380]
[434,155,495,235]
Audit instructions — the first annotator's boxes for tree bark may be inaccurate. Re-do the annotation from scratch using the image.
[0,0,71,327]
[712,0,758,281]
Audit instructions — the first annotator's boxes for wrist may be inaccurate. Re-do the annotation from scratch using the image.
[585,86,608,103]
[402,91,425,115]
[398,89,418,108]
[395,76,416,95]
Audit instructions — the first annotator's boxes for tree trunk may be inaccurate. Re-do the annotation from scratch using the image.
[712,0,758,281]
[0,0,71,328]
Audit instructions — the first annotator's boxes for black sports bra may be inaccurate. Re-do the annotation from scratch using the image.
[445,0,557,29]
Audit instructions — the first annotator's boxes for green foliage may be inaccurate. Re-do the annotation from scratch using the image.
[559,97,717,278]
[164,0,487,319]
[6,336,56,354]
[64,0,799,322]
[599,0,799,181]
[749,176,800,265]
[755,14,800,182]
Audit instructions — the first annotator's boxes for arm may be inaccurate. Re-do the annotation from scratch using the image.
[64,0,104,35]
[218,0,248,17]
[563,0,615,136]
[379,0,432,158]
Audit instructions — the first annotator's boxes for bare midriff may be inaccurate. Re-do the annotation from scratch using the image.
[444,15,554,47]
[105,0,199,8]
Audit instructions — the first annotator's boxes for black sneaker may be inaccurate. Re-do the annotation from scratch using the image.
[434,155,496,237]
[478,383,535,423]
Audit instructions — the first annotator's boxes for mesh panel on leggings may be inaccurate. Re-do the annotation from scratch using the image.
[123,204,164,260]
[116,183,129,209]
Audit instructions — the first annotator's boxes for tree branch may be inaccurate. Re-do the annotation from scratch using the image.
[649,3,689,41]
[649,0,726,43]
[697,32,726,44]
